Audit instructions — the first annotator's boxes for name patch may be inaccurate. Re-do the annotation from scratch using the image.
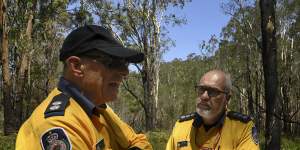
[177,141,188,147]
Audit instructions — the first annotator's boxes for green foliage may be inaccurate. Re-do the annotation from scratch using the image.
[258,134,300,150]
[147,131,169,150]
[281,136,300,150]
[0,134,16,150]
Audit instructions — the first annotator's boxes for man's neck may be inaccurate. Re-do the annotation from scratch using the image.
[202,111,225,126]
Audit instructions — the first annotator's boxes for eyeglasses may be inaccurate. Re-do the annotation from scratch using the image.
[194,85,228,97]
[82,55,129,69]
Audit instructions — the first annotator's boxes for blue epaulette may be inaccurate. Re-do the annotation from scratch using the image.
[227,111,252,123]
[178,112,196,122]
[44,93,70,118]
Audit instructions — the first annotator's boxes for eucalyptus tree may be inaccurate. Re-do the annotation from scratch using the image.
[219,0,300,138]
[276,0,300,136]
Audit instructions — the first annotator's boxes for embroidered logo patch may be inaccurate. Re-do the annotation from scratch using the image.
[252,126,259,145]
[177,141,188,147]
[41,127,71,150]
[96,139,105,150]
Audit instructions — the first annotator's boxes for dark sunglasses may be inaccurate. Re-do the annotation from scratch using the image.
[82,55,129,69]
[194,85,228,97]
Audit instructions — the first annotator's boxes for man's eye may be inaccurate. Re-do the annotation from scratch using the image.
[206,89,217,96]
[210,91,218,96]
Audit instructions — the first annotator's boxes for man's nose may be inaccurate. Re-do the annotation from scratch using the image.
[200,91,210,101]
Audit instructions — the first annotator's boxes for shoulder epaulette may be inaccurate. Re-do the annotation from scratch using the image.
[227,111,252,123]
[44,93,70,118]
[178,112,196,122]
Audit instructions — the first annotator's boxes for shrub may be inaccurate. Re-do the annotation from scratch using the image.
[0,134,16,150]
[147,131,170,150]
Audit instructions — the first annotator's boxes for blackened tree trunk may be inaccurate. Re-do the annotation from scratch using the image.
[259,0,281,149]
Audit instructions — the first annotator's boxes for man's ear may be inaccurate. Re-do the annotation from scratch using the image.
[65,56,84,77]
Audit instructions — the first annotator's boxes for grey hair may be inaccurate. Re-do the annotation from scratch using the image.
[224,73,232,93]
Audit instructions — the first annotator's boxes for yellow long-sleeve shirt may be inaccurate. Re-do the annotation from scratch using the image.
[16,78,152,150]
[166,112,259,150]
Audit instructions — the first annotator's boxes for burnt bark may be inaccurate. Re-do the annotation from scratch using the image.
[260,0,281,149]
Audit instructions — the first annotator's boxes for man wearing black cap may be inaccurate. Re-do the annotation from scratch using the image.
[16,25,152,150]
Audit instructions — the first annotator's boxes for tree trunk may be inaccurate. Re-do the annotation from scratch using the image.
[239,89,244,113]
[142,47,158,131]
[15,10,33,128]
[1,0,16,135]
[246,43,255,117]
[260,0,281,149]
[140,0,160,131]
[254,68,262,134]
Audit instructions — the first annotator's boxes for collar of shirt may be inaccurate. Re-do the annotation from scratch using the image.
[57,77,105,117]
[192,112,226,130]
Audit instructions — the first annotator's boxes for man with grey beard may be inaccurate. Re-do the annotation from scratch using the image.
[166,70,260,150]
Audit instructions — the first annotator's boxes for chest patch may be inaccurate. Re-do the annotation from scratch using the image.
[177,140,188,148]
[96,139,105,150]
[41,127,71,150]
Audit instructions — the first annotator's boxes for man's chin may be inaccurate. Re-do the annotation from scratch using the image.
[197,109,213,118]
[106,95,118,102]
[94,96,117,105]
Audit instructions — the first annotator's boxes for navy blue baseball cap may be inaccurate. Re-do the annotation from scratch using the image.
[59,25,144,63]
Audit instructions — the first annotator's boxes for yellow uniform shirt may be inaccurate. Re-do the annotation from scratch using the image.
[16,78,152,150]
[166,112,259,150]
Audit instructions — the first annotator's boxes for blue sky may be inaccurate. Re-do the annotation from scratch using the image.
[163,0,230,61]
